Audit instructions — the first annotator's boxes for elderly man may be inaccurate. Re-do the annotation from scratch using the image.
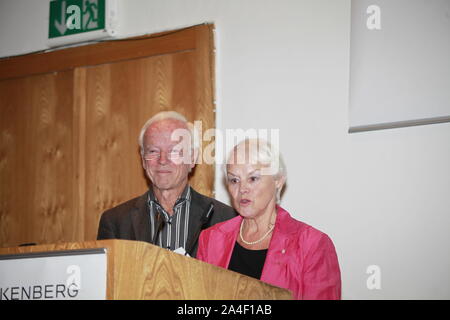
[97,111,236,257]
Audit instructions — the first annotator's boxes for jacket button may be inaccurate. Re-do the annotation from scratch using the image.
[281,249,286,254]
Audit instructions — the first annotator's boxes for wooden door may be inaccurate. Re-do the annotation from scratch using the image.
[0,25,216,247]
[0,71,81,245]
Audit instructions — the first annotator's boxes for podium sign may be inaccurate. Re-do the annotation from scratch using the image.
[0,248,107,300]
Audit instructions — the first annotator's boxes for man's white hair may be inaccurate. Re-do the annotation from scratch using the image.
[138,111,200,158]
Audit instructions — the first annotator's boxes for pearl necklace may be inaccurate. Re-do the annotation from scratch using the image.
[239,220,275,245]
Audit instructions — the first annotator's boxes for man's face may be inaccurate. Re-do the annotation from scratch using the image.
[141,119,195,193]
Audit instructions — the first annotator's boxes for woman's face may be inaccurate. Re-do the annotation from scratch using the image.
[226,162,284,219]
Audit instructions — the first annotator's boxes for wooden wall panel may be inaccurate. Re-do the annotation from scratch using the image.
[192,25,215,197]
[0,71,79,247]
[0,27,197,81]
[0,78,26,246]
[0,24,216,246]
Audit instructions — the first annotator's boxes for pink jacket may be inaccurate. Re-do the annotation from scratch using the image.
[197,206,341,300]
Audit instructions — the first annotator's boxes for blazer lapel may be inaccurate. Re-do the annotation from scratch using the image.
[186,188,212,254]
[219,216,241,268]
[130,192,153,243]
[260,207,296,285]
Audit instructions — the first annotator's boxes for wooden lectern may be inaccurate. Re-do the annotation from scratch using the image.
[0,240,292,300]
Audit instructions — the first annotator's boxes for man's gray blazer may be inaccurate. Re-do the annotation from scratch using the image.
[97,187,236,257]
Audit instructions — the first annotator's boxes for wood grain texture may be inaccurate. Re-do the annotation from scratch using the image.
[0,71,80,247]
[0,26,197,80]
[192,24,216,197]
[73,68,87,241]
[0,240,293,300]
[0,24,216,247]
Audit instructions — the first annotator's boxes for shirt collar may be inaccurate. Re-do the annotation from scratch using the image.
[147,184,191,211]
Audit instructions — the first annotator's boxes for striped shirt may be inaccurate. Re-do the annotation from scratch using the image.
[147,185,192,251]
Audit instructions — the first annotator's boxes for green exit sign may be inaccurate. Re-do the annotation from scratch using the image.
[49,0,106,39]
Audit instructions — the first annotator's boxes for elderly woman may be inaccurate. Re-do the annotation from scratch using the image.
[197,138,341,299]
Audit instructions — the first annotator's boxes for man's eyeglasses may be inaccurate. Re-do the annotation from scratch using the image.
[143,149,185,161]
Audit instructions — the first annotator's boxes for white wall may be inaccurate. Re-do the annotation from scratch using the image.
[1,0,449,299]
